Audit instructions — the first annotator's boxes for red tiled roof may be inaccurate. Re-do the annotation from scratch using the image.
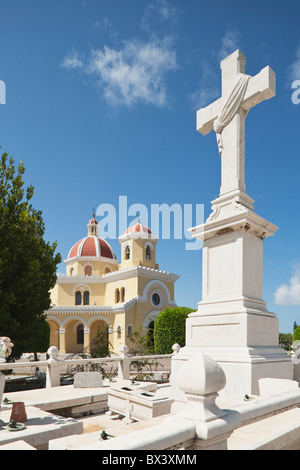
[68,238,84,259]
[125,223,152,234]
[68,237,116,260]
[81,237,97,256]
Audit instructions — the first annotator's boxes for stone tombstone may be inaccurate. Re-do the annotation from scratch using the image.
[73,372,103,388]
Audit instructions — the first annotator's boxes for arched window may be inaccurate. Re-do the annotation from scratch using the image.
[83,291,90,305]
[120,287,125,303]
[117,326,122,339]
[84,265,92,276]
[125,245,130,260]
[70,267,74,276]
[147,320,155,347]
[115,288,120,303]
[77,324,84,345]
[127,325,133,338]
[75,291,82,305]
[105,267,111,274]
[145,245,151,260]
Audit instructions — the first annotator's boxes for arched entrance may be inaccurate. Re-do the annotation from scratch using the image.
[64,319,85,354]
[147,320,155,347]
[89,319,110,356]
[48,319,60,350]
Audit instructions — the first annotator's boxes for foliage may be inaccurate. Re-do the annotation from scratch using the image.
[153,307,196,355]
[0,152,61,359]
[86,325,112,358]
[128,323,155,356]
[63,357,118,383]
[293,326,300,343]
[279,333,292,351]
[127,321,161,381]
[130,357,162,382]
[31,317,51,361]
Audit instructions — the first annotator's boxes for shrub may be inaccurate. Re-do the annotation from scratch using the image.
[293,326,300,343]
[153,307,196,355]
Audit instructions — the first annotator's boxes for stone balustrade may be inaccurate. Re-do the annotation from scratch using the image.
[0,345,174,388]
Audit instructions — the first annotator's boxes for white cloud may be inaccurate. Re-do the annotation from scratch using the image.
[275,269,300,305]
[218,29,241,61]
[190,29,241,110]
[287,45,300,82]
[141,0,179,32]
[190,62,219,110]
[86,38,177,107]
[60,51,84,70]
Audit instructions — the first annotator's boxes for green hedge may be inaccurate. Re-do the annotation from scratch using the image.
[293,326,300,343]
[153,307,196,355]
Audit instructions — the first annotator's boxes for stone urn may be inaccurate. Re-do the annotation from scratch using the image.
[10,402,27,423]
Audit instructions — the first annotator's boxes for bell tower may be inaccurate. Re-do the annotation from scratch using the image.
[87,210,99,237]
[118,219,159,270]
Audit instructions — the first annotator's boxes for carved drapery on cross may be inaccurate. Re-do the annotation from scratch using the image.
[213,74,250,156]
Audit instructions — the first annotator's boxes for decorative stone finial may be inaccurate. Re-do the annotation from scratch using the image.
[172,353,240,448]
[119,344,129,357]
[47,345,59,361]
[172,343,180,355]
[177,352,226,397]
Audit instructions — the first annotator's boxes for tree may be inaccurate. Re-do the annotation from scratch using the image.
[0,152,61,359]
[279,333,292,351]
[153,307,196,355]
[293,326,300,343]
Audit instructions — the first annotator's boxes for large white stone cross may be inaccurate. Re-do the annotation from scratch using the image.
[197,50,275,197]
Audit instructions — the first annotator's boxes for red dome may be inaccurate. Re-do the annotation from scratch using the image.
[88,217,98,225]
[124,223,152,235]
[68,237,116,260]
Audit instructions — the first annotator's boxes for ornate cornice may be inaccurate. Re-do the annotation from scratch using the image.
[56,265,180,285]
[45,297,137,315]
[65,255,119,265]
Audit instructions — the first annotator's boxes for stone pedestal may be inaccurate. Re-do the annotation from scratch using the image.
[171,192,292,401]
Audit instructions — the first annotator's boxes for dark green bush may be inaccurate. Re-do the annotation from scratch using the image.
[153,307,196,355]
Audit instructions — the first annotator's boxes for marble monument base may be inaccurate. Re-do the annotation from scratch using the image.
[171,301,292,402]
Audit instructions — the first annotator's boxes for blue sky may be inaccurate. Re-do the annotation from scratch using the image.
[0,0,300,333]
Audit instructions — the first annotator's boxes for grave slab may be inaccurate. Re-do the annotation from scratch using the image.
[107,383,173,423]
[0,406,82,450]
[3,384,108,417]
[0,440,36,450]
[74,372,103,388]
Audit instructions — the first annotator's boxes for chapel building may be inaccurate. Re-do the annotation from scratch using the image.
[45,214,179,354]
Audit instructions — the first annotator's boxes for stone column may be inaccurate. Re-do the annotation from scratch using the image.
[84,328,90,354]
[59,328,66,354]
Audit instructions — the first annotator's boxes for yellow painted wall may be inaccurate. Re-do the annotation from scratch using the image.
[46,234,178,354]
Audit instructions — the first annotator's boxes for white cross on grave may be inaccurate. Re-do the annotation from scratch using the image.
[170,50,293,403]
[197,49,275,199]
